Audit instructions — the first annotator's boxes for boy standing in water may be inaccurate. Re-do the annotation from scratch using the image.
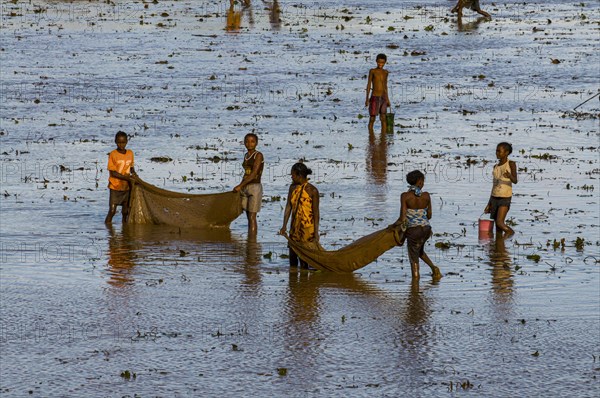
[234,133,264,236]
[485,142,517,236]
[105,131,137,224]
[365,53,391,134]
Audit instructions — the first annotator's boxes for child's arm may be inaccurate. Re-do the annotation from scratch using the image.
[425,193,432,220]
[234,152,264,192]
[279,185,294,235]
[109,170,135,182]
[365,69,373,107]
[390,193,408,227]
[384,70,391,106]
[506,161,518,184]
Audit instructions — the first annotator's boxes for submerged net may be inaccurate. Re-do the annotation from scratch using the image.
[284,225,405,273]
[128,178,242,228]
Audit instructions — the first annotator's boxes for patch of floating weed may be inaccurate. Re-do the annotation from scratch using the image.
[150,156,172,163]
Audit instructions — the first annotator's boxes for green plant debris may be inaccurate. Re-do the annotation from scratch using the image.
[435,241,451,250]
[527,254,541,262]
[150,156,172,163]
[120,370,136,380]
[530,153,557,160]
[277,368,288,376]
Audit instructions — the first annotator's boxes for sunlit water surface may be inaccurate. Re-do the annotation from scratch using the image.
[1,0,599,396]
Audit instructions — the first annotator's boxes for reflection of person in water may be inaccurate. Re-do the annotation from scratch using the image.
[457,16,488,32]
[488,235,514,298]
[106,225,136,287]
[264,0,281,30]
[226,0,254,33]
[366,131,388,185]
[241,235,262,289]
[404,280,433,327]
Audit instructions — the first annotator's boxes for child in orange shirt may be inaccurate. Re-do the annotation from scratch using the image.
[105,131,137,224]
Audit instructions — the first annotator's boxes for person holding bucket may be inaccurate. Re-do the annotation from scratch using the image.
[484,142,518,236]
[365,53,391,134]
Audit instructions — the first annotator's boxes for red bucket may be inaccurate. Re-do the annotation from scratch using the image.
[478,215,494,233]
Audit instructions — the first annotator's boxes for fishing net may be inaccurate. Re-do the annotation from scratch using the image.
[284,225,405,273]
[128,178,242,228]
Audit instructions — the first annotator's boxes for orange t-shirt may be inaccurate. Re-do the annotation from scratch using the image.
[107,149,134,191]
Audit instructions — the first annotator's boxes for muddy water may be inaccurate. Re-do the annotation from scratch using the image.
[1,0,599,396]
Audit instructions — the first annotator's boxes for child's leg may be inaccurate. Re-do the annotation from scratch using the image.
[411,261,420,279]
[368,116,376,133]
[121,204,130,223]
[299,259,310,269]
[105,204,117,224]
[246,211,258,236]
[379,113,387,134]
[451,0,460,13]
[289,247,299,267]
[476,9,491,18]
[420,252,442,278]
[495,206,514,234]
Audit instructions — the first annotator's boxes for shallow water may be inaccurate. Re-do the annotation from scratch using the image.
[1,0,599,396]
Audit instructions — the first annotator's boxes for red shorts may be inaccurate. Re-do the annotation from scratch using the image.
[369,96,387,116]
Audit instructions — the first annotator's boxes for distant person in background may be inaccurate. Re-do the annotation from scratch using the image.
[279,163,320,269]
[485,142,518,236]
[451,0,491,19]
[105,131,137,224]
[266,0,281,30]
[227,0,253,32]
[365,53,391,134]
[234,133,264,236]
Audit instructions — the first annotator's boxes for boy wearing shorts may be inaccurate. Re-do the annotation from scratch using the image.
[105,131,137,224]
[234,133,264,236]
[365,53,391,134]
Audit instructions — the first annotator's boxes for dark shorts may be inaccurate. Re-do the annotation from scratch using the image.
[369,96,387,117]
[109,189,130,207]
[462,0,482,11]
[489,196,511,220]
[405,225,432,265]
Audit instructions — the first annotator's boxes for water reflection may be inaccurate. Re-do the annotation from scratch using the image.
[240,235,262,289]
[265,0,281,30]
[285,272,386,332]
[404,280,433,326]
[366,131,388,185]
[105,224,241,287]
[457,16,488,32]
[486,235,514,301]
[283,272,387,370]
[106,224,136,287]
[226,0,254,33]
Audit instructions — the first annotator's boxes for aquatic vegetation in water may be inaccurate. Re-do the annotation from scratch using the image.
[435,241,451,250]
[120,370,136,380]
[546,238,566,251]
[150,156,173,163]
[526,254,541,263]
[530,153,557,160]
[277,368,287,376]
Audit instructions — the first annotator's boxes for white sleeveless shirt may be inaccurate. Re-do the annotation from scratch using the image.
[491,161,513,197]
